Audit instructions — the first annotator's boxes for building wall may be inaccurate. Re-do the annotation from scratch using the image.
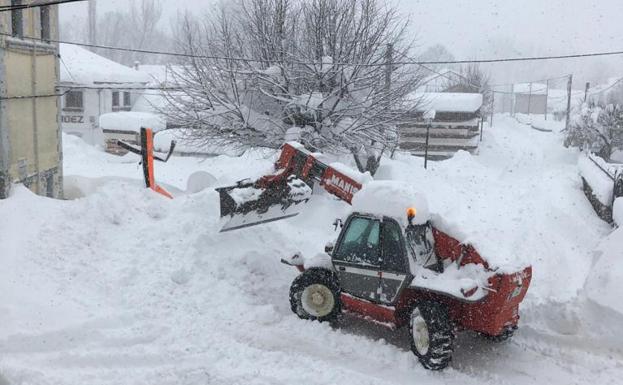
[60,87,145,145]
[0,0,62,199]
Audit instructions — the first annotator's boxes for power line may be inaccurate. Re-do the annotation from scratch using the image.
[417,51,623,65]
[0,0,87,12]
[586,76,623,97]
[5,31,623,66]
[62,85,180,91]
[0,90,68,100]
[0,86,178,101]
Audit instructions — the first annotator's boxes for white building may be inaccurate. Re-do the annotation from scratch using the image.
[59,43,151,145]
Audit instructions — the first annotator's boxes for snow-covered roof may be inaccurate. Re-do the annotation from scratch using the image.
[138,64,183,87]
[351,181,430,226]
[132,93,168,114]
[411,92,483,113]
[60,44,151,86]
[514,82,547,95]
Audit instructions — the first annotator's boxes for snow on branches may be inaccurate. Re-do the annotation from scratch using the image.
[163,0,424,174]
[565,102,623,161]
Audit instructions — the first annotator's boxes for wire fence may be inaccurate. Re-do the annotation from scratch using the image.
[492,75,576,122]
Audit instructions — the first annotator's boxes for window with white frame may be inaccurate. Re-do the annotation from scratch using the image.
[64,91,84,111]
[113,91,132,111]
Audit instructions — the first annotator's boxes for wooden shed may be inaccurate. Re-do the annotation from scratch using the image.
[399,92,483,159]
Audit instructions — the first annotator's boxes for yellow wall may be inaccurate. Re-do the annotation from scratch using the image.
[0,0,61,198]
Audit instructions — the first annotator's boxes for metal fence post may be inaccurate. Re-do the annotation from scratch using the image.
[480,117,484,141]
[424,121,430,169]
[565,75,573,132]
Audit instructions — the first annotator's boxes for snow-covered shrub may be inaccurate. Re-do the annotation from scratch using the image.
[565,102,623,161]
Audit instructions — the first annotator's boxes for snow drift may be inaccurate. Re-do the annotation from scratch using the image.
[1,115,622,385]
[584,226,623,315]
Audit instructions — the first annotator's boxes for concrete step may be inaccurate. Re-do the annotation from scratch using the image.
[408,148,479,160]
[400,136,480,148]
[400,127,480,138]
[398,118,481,128]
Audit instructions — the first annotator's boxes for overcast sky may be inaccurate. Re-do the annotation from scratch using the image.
[59,0,623,85]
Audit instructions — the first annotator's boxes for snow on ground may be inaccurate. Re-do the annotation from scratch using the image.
[585,226,623,315]
[513,113,564,133]
[0,115,622,385]
[614,197,623,226]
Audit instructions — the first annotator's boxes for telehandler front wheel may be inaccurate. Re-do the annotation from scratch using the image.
[289,268,341,322]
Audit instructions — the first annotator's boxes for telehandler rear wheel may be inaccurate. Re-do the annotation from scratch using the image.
[409,301,454,370]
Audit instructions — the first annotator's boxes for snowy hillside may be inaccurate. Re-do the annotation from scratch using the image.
[0,115,621,385]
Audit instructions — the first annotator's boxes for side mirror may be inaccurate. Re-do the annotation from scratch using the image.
[332,218,343,231]
[324,241,334,254]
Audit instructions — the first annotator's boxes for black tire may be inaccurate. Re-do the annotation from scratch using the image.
[482,325,517,343]
[408,301,454,370]
[289,268,341,322]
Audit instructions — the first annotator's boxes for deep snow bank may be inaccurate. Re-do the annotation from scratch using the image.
[614,197,623,226]
[380,116,610,283]
[584,227,623,315]
[1,115,621,385]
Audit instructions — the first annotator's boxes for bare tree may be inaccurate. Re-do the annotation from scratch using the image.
[165,0,423,174]
[444,63,492,117]
[417,44,456,71]
[60,0,172,65]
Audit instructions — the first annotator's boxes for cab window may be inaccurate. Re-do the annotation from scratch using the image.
[333,217,381,266]
[381,220,408,272]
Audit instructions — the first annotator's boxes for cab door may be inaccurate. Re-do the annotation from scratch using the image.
[378,218,412,305]
[332,215,382,301]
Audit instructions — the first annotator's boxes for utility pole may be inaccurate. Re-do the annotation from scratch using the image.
[584,82,590,102]
[88,0,97,47]
[489,91,495,127]
[565,75,573,132]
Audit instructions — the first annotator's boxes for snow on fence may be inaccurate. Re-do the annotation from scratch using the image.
[579,154,623,224]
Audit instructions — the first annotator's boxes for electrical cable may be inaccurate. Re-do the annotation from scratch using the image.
[0,0,87,12]
[3,31,623,66]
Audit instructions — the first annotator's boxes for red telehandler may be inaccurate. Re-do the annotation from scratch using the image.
[218,142,532,370]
